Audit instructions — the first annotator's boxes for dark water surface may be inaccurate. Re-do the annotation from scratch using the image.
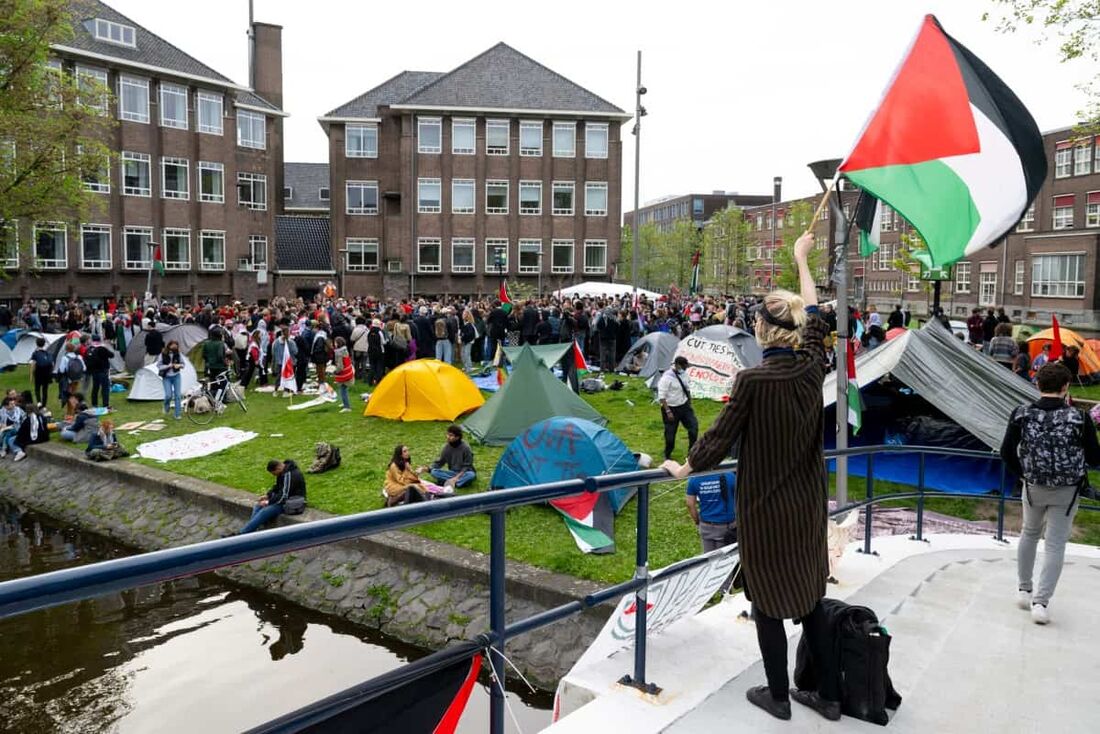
[0,502,552,733]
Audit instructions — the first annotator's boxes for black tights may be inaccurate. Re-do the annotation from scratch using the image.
[753,600,838,703]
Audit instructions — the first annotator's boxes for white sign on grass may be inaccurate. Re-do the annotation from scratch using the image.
[674,335,747,401]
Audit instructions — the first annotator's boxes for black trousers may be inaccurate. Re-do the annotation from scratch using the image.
[754,600,839,703]
[34,372,50,406]
[662,403,698,460]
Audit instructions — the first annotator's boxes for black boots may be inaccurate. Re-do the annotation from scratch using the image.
[791,688,842,721]
[746,686,791,720]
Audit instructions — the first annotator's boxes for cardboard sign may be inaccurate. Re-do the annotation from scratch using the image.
[673,335,746,400]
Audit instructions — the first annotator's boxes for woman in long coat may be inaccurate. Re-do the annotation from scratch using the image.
[663,232,838,723]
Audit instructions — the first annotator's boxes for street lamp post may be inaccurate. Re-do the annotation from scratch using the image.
[768,176,781,287]
[631,51,646,300]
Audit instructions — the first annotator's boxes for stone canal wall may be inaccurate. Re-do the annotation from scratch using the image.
[0,444,612,687]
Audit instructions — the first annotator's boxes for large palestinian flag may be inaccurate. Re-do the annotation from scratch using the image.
[839,15,1046,268]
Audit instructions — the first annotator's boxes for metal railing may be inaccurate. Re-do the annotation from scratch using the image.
[0,445,1097,733]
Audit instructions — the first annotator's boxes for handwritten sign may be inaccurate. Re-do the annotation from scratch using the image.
[673,335,746,400]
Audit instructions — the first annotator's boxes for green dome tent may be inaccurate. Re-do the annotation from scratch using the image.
[464,345,605,445]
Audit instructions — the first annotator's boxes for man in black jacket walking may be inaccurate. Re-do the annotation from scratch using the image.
[486,302,508,360]
[239,459,306,534]
[85,336,113,408]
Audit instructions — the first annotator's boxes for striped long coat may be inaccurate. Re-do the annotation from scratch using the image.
[687,313,829,618]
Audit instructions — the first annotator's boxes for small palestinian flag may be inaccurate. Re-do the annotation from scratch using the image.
[499,280,512,314]
[847,339,862,435]
[550,492,616,554]
[853,192,883,259]
[152,244,166,275]
[573,339,590,378]
[839,15,1046,269]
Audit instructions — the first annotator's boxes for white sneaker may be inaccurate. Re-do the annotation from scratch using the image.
[13,451,26,462]
[1017,589,1032,610]
[339,408,351,413]
[1031,603,1050,625]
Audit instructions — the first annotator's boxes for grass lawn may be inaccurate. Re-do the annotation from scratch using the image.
[7,364,1099,584]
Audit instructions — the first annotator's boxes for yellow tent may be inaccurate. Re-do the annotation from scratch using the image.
[364,359,485,421]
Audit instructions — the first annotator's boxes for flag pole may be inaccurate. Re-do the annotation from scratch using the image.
[803,176,838,238]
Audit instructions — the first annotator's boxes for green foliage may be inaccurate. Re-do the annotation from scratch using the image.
[702,206,754,294]
[772,201,824,291]
[321,571,346,588]
[0,0,115,263]
[621,220,696,292]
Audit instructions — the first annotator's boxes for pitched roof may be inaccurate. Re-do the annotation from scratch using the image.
[275,216,333,272]
[62,0,236,86]
[283,163,330,211]
[323,71,444,119]
[235,89,281,113]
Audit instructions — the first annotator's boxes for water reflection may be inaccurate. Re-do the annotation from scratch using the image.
[0,502,552,733]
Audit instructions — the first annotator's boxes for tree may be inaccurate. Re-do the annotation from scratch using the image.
[667,218,702,291]
[702,206,754,294]
[984,0,1099,127]
[0,0,115,263]
[619,222,664,290]
[772,201,824,291]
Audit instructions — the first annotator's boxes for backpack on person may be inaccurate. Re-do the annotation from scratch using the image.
[434,317,447,339]
[32,349,53,371]
[65,355,85,381]
[1013,405,1087,488]
[390,329,408,352]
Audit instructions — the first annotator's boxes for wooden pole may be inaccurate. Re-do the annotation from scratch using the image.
[803,177,838,238]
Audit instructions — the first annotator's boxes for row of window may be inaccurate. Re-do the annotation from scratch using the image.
[952,255,1085,300]
[345,180,608,216]
[90,152,268,209]
[344,238,607,275]
[1053,140,1100,179]
[1018,193,1100,231]
[3,223,267,272]
[412,118,608,159]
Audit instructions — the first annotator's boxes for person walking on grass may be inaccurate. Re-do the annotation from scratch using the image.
[657,356,698,461]
[1000,362,1100,625]
[662,232,839,723]
[332,336,355,412]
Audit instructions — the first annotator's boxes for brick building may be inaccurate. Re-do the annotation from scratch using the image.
[624,191,771,233]
[320,43,630,300]
[0,0,285,308]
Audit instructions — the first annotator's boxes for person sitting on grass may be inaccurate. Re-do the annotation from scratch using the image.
[239,459,306,534]
[429,425,476,489]
[58,393,96,442]
[384,444,429,507]
[86,418,128,461]
[0,396,25,457]
[9,391,49,462]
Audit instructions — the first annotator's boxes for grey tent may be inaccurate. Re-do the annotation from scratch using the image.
[0,342,14,369]
[617,332,679,378]
[124,323,208,371]
[502,342,572,368]
[823,319,1039,449]
[693,325,764,370]
[11,331,65,363]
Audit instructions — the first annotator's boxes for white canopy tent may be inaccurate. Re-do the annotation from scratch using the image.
[553,282,662,301]
[128,355,199,401]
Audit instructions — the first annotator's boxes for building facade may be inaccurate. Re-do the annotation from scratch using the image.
[320,43,630,300]
[0,1,285,308]
[624,191,771,233]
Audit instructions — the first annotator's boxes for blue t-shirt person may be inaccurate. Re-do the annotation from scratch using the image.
[686,472,736,524]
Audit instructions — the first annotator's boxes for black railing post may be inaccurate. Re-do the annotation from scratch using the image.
[995,462,1007,544]
[619,481,660,695]
[862,453,875,555]
[913,452,927,543]
[489,509,506,734]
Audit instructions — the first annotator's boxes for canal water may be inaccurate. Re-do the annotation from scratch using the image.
[0,501,553,733]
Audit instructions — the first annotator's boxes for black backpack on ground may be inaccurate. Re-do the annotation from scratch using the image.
[793,599,902,726]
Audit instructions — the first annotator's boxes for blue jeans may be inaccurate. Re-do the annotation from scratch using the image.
[240,502,283,534]
[461,343,473,371]
[430,467,476,488]
[337,382,350,409]
[435,339,454,364]
[162,372,182,418]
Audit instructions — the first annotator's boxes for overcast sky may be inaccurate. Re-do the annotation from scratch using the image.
[108,0,1091,205]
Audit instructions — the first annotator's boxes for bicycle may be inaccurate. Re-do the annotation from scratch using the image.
[185,370,248,425]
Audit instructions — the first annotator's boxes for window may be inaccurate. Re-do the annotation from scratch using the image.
[1086,191,1100,228]
[121,152,151,196]
[519,239,541,273]
[585,123,609,159]
[452,119,475,155]
[161,157,189,200]
[451,238,474,273]
[79,146,109,193]
[906,267,920,292]
[418,117,441,154]
[880,203,895,232]
[486,119,509,155]
[553,122,576,157]
[159,83,188,129]
[76,66,108,112]
[283,186,293,200]
[978,264,997,306]
[250,235,268,270]
[94,18,135,47]
[346,238,379,272]
[452,179,475,214]
[238,172,268,211]
[1032,254,1085,297]
[346,181,378,214]
[197,92,223,134]
[485,239,508,273]
[551,239,574,273]
[1075,142,1092,176]
[1052,194,1074,229]
[1014,260,1025,295]
[124,226,152,269]
[197,161,224,203]
[418,178,441,213]
[585,182,608,216]
[486,180,508,214]
[519,181,541,215]
[200,230,225,271]
[1,222,17,270]
[346,124,378,158]
[237,110,266,149]
[756,213,764,229]
[1096,140,1100,174]
[552,181,574,215]
[319,187,330,201]
[44,58,62,108]
[162,228,190,270]
[520,121,542,156]
[417,237,441,273]
[118,76,149,123]
[80,224,110,269]
[1054,144,1072,178]
[1017,202,1035,232]
[954,261,971,293]
[583,239,607,274]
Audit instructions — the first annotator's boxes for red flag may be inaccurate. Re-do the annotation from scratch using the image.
[573,339,590,376]
[498,281,512,313]
[1050,315,1064,361]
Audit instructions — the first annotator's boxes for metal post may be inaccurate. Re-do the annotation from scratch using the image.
[631,51,643,299]
[489,509,506,734]
[768,177,781,286]
[913,452,927,542]
[619,482,659,695]
[863,453,875,555]
[834,238,849,508]
[995,462,1007,543]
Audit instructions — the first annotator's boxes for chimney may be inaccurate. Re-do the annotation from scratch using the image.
[250,22,283,109]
